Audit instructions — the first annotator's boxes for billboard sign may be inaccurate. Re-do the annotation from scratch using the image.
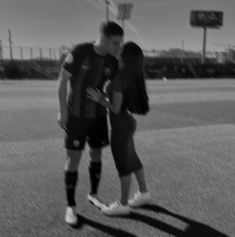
[190,10,223,28]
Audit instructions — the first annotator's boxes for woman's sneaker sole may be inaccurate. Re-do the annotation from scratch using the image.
[128,192,152,207]
[87,194,106,209]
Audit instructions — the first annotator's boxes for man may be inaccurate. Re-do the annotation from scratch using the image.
[57,21,124,225]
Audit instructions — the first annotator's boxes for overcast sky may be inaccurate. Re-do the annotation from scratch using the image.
[0,0,234,51]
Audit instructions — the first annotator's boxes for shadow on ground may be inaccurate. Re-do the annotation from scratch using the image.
[127,204,229,237]
[70,204,230,237]
[71,214,137,237]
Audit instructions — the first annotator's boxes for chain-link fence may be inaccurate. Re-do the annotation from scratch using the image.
[0,45,64,79]
[0,45,61,61]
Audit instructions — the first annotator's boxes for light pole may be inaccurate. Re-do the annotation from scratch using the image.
[8,28,13,61]
[105,0,110,22]
[202,26,207,64]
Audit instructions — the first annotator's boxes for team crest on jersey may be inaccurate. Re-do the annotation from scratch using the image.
[104,67,112,77]
[73,140,80,147]
[81,64,91,70]
[65,53,73,64]
[81,58,91,71]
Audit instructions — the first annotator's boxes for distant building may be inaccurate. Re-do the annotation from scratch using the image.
[227,49,235,63]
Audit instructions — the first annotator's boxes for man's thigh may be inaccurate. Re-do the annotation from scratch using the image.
[87,117,109,149]
[65,115,89,150]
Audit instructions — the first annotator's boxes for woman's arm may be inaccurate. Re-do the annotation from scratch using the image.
[86,88,123,114]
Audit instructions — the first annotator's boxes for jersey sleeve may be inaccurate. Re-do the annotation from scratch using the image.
[62,43,93,75]
[62,46,78,74]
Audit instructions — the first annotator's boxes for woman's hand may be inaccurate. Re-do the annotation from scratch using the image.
[86,87,103,103]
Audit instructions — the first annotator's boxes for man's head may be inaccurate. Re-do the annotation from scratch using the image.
[99,21,124,56]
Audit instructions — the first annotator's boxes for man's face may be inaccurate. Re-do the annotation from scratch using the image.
[104,35,123,57]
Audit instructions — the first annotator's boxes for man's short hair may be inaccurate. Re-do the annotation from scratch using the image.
[100,21,124,37]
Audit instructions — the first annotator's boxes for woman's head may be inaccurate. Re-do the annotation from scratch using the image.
[120,42,144,74]
[119,42,149,115]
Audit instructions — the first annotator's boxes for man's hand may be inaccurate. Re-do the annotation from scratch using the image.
[57,111,68,130]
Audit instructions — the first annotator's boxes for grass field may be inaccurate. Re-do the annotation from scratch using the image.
[0,79,234,237]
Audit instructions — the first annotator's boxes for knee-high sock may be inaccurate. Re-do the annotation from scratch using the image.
[89,161,102,195]
[64,171,78,207]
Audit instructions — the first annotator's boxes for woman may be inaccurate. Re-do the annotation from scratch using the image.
[87,42,152,216]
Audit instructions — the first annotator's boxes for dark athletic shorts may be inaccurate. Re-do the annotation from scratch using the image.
[65,114,109,150]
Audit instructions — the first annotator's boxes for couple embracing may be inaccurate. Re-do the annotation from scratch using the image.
[57,21,152,226]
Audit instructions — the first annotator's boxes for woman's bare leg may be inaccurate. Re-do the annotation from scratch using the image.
[120,175,132,205]
[134,168,148,193]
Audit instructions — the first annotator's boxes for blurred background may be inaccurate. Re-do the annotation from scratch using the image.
[0,0,235,79]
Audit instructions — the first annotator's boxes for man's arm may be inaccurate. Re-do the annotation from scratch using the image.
[57,68,71,129]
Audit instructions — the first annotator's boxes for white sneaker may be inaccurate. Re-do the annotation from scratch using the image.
[65,206,78,225]
[87,194,105,209]
[102,200,130,216]
[128,191,152,207]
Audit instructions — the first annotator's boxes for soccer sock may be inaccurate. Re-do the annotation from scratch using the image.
[89,161,102,195]
[64,171,78,207]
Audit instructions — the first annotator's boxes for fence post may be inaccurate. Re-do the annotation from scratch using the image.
[8,29,13,61]
[39,47,43,60]
[49,48,52,61]
[20,46,23,60]
[30,47,33,60]
[0,40,2,60]
[53,48,57,60]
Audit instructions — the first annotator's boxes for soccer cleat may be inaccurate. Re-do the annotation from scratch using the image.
[102,200,130,216]
[128,191,152,207]
[87,194,105,209]
[65,206,78,225]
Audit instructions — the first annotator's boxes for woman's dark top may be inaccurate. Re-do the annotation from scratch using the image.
[106,71,136,132]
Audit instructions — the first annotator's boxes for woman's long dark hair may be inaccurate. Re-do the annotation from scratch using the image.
[120,42,149,115]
